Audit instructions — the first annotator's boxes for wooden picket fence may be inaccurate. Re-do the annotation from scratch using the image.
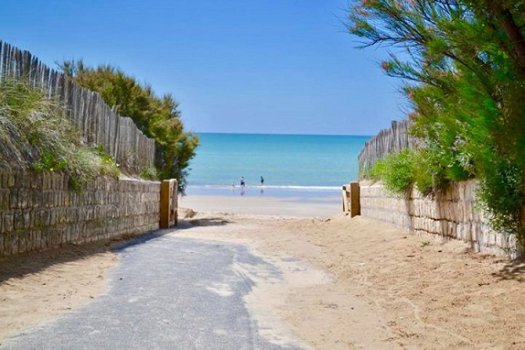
[0,41,155,174]
[358,120,416,175]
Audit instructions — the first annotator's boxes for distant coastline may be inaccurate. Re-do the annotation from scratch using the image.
[193,131,373,138]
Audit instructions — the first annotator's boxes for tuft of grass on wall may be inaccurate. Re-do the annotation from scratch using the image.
[140,166,159,181]
[0,79,120,189]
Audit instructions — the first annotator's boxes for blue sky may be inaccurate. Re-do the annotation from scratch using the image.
[0,0,407,135]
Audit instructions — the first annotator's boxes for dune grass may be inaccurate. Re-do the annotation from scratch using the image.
[0,79,119,190]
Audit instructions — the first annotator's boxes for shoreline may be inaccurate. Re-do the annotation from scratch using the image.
[185,184,343,201]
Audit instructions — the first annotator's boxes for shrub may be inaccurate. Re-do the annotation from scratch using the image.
[412,153,434,195]
[61,61,198,192]
[478,159,523,235]
[140,166,159,181]
[349,0,525,239]
[370,150,415,194]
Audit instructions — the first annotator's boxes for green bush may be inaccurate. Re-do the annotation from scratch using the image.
[478,159,523,235]
[140,166,159,181]
[60,61,198,192]
[412,152,434,195]
[368,146,467,196]
[349,0,525,239]
[32,151,68,173]
[367,159,385,181]
[370,150,415,194]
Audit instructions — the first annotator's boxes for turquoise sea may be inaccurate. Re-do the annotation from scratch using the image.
[186,133,370,198]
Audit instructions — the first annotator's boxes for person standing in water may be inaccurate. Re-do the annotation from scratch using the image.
[240,177,246,196]
[259,176,265,195]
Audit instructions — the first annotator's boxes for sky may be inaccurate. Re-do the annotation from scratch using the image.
[0,0,408,136]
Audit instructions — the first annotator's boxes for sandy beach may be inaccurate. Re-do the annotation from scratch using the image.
[1,194,525,349]
[179,193,341,217]
[176,196,525,349]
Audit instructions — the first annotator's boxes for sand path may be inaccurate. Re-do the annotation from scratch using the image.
[0,243,116,343]
[1,195,525,349]
[177,208,525,349]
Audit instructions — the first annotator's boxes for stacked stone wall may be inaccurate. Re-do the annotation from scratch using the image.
[360,180,518,257]
[0,171,160,258]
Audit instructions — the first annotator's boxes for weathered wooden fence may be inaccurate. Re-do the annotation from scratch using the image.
[0,41,155,174]
[358,120,416,175]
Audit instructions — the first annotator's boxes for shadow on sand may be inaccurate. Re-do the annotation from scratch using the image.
[178,217,232,228]
[0,229,171,284]
[0,215,230,283]
[0,241,113,284]
[491,259,525,283]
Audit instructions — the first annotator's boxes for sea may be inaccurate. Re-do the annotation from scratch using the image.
[186,133,370,199]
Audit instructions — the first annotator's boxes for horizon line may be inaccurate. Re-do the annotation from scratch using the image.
[191,131,373,138]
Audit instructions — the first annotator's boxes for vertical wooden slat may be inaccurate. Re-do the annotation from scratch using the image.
[0,41,4,82]
[358,120,415,176]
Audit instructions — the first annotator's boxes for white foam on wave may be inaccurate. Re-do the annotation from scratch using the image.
[188,184,341,191]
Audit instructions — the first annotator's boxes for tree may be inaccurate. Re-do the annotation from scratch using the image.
[61,61,198,192]
[349,0,525,237]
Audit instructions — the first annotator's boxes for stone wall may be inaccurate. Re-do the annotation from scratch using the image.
[0,171,160,258]
[360,180,519,257]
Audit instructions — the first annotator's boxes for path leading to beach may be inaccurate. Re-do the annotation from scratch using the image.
[1,195,525,349]
[1,229,307,349]
[176,208,525,349]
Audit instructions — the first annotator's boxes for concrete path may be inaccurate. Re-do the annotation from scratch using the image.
[2,228,303,350]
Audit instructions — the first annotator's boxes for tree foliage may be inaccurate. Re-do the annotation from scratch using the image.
[349,0,525,237]
[60,61,198,192]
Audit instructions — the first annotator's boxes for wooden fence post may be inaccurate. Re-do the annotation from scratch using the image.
[343,182,360,217]
[350,182,360,217]
[342,184,350,213]
[160,179,178,228]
